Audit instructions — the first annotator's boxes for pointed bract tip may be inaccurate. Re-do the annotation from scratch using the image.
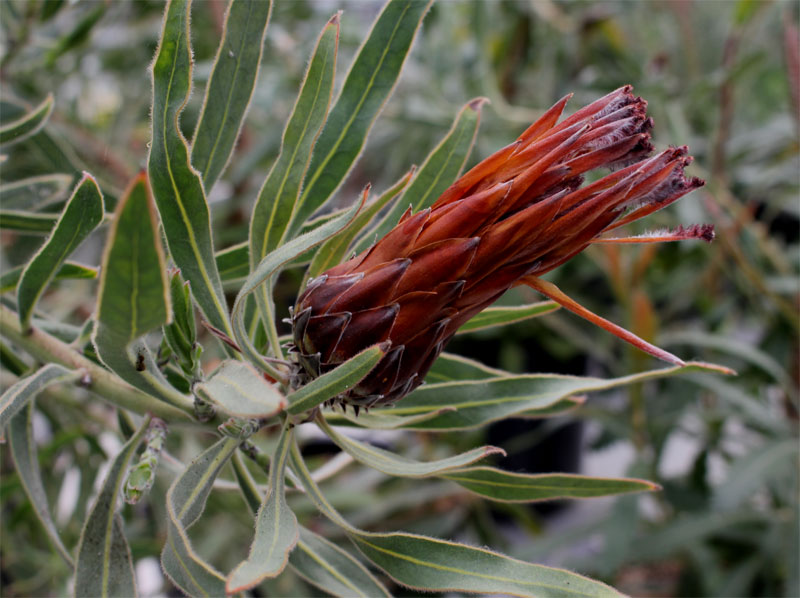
[328,10,342,25]
[467,97,490,112]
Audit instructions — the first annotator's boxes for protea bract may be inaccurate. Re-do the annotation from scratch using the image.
[291,86,712,410]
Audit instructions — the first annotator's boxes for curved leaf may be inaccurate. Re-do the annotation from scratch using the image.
[191,0,272,190]
[316,414,503,477]
[1,363,81,433]
[378,362,733,431]
[161,437,239,597]
[442,468,660,502]
[92,173,185,408]
[148,0,232,338]
[349,532,622,597]
[456,301,560,335]
[322,405,459,430]
[250,12,339,264]
[7,402,74,566]
[74,418,149,598]
[0,173,73,210]
[425,352,512,383]
[289,0,432,234]
[288,440,620,598]
[286,343,387,415]
[0,209,59,233]
[0,94,53,146]
[17,173,103,329]
[227,423,298,593]
[0,261,97,294]
[290,526,391,598]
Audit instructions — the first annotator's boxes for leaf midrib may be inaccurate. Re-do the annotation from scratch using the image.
[291,2,412,232]
[158,7,229,334]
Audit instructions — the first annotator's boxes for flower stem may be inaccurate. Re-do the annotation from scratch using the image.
[0,303,194,422]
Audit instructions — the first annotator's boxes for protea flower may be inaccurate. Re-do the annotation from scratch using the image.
[291,86,711,411]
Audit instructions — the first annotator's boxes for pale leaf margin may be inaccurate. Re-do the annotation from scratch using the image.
[74,417,150,598]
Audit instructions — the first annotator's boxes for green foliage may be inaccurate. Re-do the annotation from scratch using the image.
[0,0,796,597]
[227,422,297,593]
[17,174,103,329]
[0,94,54,146]
[74,418,149,598]
[194,360,286,419]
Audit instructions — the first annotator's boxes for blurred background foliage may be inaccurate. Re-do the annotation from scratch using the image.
[1,0,798,596]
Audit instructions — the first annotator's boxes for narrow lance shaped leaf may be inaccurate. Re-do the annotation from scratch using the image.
[148,0,232,338]
[425,352,511,382]
[287,343,387,415]
[227,422,298,593]
[248,13,339,356]
[17,173,103,329]
[7,402,74,567]
[161,437,240,598]
[92,173,187,409]
[288,0,432,237]
[288,440,622,598]
[0,97,83,174]
[324,396,586,430]
[0,93,54,146]
[74,417,150,598]
[1,262,97,294]
[316,413,504,478]
[349,532,623,598]
[307,166,415,279]
[323,405,460,430]
[0,363,82,433]
[191,0,272,190]
[0,210,59,233]
[230,449,390,598]
[455,301,560,335]
[290,526,391,598]
[249,11,339,263]
[354,97,485,254]
[232,190,364,377]
[370,361,734,431]
[0,173,74,210]
[195,360,286,419]
[442,468,660,503]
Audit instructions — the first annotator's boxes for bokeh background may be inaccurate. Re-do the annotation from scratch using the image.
[1,1,798,596]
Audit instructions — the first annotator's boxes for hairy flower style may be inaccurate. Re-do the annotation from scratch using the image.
[291,86,710,410]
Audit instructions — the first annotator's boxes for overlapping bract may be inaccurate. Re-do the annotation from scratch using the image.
[291,86,709,409]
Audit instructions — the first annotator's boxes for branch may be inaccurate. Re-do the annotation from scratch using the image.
[0,303,194,422]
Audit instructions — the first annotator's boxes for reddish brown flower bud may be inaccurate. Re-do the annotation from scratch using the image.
[291,86,710,408]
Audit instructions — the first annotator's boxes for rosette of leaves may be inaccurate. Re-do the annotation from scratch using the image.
[0,1,734,596]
